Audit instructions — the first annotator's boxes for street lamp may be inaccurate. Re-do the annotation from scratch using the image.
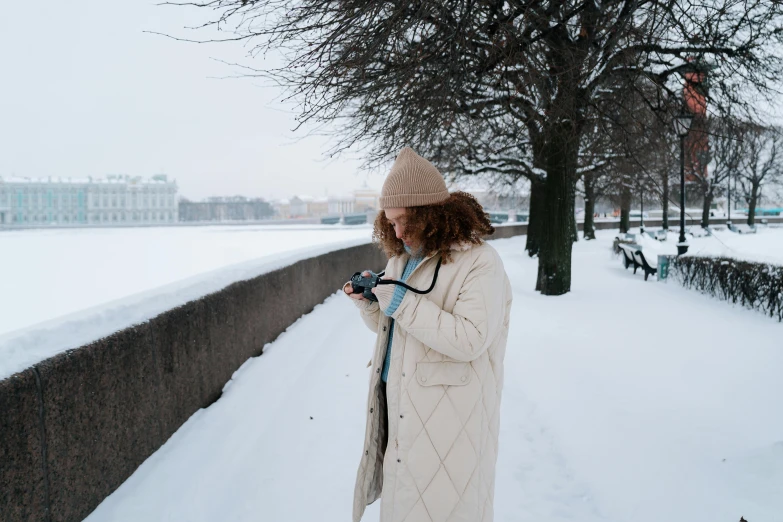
[673,110,694,255]
[727,167,732,226]
[639,184,645,235]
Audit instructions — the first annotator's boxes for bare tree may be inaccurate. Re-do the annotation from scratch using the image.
[645,119,680,231]
[165,0,783,295]
[432,113,609,251]
[738,125,783,226]
[580,172,599,240]
[592,85,673,235]
[689,117,744,228]
[426,116,547,256]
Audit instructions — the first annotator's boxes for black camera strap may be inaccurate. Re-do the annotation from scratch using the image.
[376,256,443,295]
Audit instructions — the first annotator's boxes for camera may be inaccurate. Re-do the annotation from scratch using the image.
[348,257,443,304]
[350,271,380,302]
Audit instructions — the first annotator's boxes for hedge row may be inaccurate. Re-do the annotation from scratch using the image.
[671,255,783,321]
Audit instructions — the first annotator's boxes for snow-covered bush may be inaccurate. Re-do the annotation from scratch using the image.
[671,256,783,321]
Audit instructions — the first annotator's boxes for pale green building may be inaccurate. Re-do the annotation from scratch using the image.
[0,174,178,227]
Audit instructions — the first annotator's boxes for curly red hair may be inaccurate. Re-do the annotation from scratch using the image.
[372,192,494,263]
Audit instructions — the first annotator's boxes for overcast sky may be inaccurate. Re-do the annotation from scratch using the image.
[0,1,389,201]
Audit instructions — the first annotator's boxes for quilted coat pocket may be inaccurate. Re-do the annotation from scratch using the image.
[416,361,472,386]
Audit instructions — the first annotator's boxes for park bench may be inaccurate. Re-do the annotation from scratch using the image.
[727,222,757,234]
[641,229,666,240]
[618,243,658,281]
[688,227,711,238]
[618,242,638,270]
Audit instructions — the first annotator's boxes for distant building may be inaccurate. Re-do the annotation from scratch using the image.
[353,187,380,212]
[308,197,329,217]
[288,196,310,218]
[281,195,332,218]
[326,187,380,216]
[270,186,381,220]
[178,196,274,222]
[0,174,178,226]
[467,188,529,212]
[272,199,291,219]
[328,195,355,215]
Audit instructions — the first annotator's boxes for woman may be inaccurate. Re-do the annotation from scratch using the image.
[343,147,513,522]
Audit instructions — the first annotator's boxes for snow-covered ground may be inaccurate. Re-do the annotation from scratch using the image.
[84,233,783,522]
[0,225,372,379]
[623,225,783,266]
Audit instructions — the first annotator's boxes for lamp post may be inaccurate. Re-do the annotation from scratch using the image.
[673,110,694,255]
[639,184,645,235]
[727,168,732,226]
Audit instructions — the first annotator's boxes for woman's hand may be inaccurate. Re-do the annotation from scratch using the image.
[344,271,372,301]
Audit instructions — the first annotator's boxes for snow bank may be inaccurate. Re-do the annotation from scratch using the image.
[686,227,783,265]
[0,225,373,337]
[620,226,783,266]
[0,234,371,380]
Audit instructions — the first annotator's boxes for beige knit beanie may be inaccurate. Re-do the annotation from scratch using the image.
[379,147,450,209]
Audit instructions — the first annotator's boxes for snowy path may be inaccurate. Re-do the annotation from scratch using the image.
[85,234,783,522]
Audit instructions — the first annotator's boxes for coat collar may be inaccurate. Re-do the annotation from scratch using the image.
[403,240,480,257]
[449,241,480,252]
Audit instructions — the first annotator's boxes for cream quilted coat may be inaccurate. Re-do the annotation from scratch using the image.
[350,241,512,522]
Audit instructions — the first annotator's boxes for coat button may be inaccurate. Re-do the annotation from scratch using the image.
[397,459,401,463]
[376,368,380,373]
[400,415,404,418]
[401,372,405,377]
[461,376,467,382]
[366,450,369,455]
[421,377,427,382]
[383,326,387,331]
[370,408,374,413]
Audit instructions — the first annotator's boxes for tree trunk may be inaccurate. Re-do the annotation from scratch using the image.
[526,179,545,257]
[572,210,579,243]
[747,182,760,226]
[536,127,577,296]
[701,183,713,228]
[583,174,596,240]
[620,183,631,233]
[535,260,545,292]
[662,169,670,230]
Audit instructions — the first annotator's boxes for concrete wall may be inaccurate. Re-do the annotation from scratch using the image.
[489,223,528,238]
[0,243,387,522]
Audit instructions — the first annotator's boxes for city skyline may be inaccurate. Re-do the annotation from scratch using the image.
[0,1,387,203]
[0,172,382,203]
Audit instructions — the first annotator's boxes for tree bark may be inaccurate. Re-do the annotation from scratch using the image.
[662,169,670,230]
[526,179,545,257]
[535,260,545,292]
[620,183,631,233]
[747,182,760,226]
[701,183,714,228]
[572,210,579,243]
[536,126,577,296]
[583,173,596,240]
